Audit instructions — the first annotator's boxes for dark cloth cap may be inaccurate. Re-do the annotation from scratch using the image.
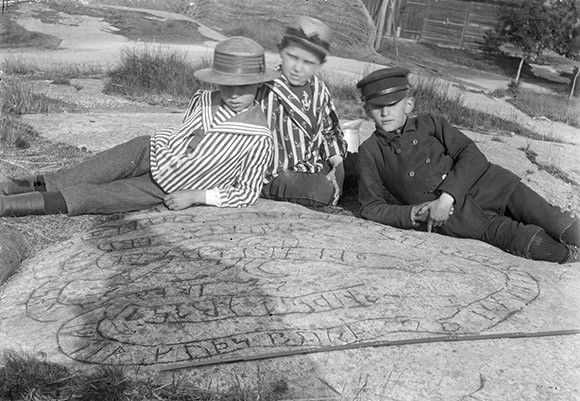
[356,67,411,106]
[283,16,332,57]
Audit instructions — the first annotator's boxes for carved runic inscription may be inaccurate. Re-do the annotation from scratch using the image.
[24,212,539,366]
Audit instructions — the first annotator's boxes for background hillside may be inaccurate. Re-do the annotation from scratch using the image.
[86,0,380,60]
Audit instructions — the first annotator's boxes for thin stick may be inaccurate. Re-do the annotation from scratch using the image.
[159,329,580,372]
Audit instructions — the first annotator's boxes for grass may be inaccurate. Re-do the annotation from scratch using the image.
[318,71,366,120]
[0,350,288,401]
[0,74,83,150]
[506,88,580,128]
[0,75,84,115]
[103,45,212,105]
[2,53,106,79]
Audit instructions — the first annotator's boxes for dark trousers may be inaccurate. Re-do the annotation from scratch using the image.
[44,136,166,215]
[481,182,578,259]
[261,162,345,207]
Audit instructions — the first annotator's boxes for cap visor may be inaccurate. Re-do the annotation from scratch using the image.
[366,91,407,107]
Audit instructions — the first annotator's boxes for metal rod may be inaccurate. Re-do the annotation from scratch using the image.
[158,329,580,372]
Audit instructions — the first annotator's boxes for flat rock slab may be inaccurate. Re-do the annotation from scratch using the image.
[22,112,184,152]
[0,200,578,399]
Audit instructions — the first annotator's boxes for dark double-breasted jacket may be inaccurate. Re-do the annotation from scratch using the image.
[357,113,521,239]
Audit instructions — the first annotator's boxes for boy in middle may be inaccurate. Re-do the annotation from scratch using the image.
[259,16,349,207]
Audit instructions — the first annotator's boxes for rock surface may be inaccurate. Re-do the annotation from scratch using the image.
[0,2,579,399]
[0,202,579,399]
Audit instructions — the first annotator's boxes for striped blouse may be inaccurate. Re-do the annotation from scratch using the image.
[260,72,348,181]
[149,90,273,208]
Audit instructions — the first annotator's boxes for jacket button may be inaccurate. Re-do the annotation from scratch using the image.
[409,171,415,177]
[412,139,418,145]
[425,158,431,164]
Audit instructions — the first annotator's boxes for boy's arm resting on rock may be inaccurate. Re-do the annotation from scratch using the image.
[164,189,207,210]
[431,115,489,202]
[358,147,416,229]
[216,136,273,208]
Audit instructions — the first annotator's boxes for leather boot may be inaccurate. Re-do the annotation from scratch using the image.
[0,175,41,195]
[560,245,579,264]
[0,193,47,217]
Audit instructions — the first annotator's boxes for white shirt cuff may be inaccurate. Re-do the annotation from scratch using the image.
[205,188,222,207]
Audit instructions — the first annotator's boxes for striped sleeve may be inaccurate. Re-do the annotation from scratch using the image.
[218,134,273,208]
[317,79,348,160]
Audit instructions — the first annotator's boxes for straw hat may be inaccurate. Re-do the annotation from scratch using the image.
[282,16,332,57]
[194,37,280,85]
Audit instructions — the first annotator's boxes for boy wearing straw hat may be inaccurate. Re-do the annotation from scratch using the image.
[0,37,279,216]
[259,16,348,207]
[356,67,579,263]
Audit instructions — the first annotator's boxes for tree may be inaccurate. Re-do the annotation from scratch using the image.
[547,0,580,98]
[489,0,580,87]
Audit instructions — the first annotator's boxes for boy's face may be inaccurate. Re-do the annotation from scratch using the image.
[279,43,322,86]
[219,84,260,113]
[365,96,415,132]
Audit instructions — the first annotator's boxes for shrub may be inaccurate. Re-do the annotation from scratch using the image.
[104,45,212,103]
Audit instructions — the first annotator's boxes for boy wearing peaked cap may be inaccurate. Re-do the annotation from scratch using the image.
[259,16,348,207]
[0,37,279,216]
[356,67,579,263]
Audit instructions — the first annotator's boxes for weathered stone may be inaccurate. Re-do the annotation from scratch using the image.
[0,229,30,284]
[0,201,578,399]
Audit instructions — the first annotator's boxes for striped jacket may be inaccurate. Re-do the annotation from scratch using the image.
[260,73,347,181]
[149,90,273,208]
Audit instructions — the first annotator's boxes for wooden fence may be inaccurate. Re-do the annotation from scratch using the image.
[361,0,501,50]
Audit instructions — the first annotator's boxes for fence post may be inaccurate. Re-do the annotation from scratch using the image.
[460,1,471,50]
[374,0,390,51]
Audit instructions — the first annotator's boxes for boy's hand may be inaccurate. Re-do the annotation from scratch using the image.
[410,202,431,226]
[418,193,455,232]
[164,190,206,210]
[326,156,344,206]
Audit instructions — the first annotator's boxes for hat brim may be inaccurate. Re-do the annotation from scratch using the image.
[284,35,329,56]
[194,68,280,85]
[366,90,408,107]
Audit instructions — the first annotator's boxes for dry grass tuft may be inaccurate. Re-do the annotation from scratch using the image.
[507,88,580,128]
[0,349,289,401]
[104,45,212,104]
